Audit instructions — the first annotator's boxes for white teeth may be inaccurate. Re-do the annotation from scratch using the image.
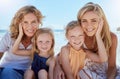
[87,29,93,32]
[27,30,34,33]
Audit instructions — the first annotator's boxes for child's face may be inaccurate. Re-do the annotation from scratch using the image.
[36,33,53,53]
[67,26,84,50]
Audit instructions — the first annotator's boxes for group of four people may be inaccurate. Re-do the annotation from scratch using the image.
[0,2,119,79]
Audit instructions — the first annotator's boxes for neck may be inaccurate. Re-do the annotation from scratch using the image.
[84,34,97,51]
[85,34,96,42]
[22,36,32,48]
[39,52,49,58]
[70,45,83,51]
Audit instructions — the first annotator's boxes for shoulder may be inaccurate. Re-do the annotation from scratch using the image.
[2,32,11,40]
[59,45,70,61]
[47,56,55,67]
[110,32,117,39]
[61,45,70,54]
[0,32,13,47]
[109,32,118,52]
[110,32,118,43]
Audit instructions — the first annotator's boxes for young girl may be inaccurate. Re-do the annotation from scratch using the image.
[12,28,55,79]
[59,20,107,79]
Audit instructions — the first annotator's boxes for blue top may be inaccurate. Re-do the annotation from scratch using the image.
[31,53,49,76]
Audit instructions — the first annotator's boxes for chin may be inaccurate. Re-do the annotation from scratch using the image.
[25,35,33,38]
[27,33,35,37]
[86,32,95,37]
[73,47,81,51]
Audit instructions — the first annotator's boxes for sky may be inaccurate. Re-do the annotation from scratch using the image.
[0,0,120,32]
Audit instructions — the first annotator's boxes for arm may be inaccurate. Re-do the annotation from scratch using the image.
[47,57,55,79]
[86,35,108,63]
[107,33,117,79]
[54,54,65,79]
[60,47,74,79]
[0,32,11,59]
[12,23,31,56]
[86,19,107,63]
[95,19,108,62]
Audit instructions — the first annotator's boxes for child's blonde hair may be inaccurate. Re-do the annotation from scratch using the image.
[32,28,55,59]
[65,20,82,37]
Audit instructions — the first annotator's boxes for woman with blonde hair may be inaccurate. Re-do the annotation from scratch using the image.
[0,5,43,79]
[77,2,117,79]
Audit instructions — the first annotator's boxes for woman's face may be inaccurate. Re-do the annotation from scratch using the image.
[81,11,100,36]
[36,33,53,53]
[67,26,84,50]
[22,13,39,38]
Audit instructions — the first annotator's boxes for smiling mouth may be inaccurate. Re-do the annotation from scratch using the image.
[27,30,34,33]
[41,47,48,50]
[74,42,81,45]
[86,28,95,32]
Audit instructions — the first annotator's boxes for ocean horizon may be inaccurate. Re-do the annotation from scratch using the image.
[0,30,120,67]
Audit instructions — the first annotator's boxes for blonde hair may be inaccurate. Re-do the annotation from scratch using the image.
[77,2,112,55]
[65,20,82,37]
[10,5,44,39]
[32,28,55,59]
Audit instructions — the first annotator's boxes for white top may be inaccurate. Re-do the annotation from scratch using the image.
[0,32,31,71]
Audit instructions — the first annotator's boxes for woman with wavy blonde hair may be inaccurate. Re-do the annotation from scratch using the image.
[77,2,117,79]
[0,5,43,79]
[10,5,43,39]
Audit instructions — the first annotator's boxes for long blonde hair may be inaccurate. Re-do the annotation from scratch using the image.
[32,28,55,59]
[10,5,44,39]
[77,2,112,55]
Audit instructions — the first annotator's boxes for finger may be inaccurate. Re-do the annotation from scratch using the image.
[58,75,61,79]
[99,18,104,27]
[62,76,64,79]
[18,23,24,37]
[19,23,22,31]
[62,73,65,79]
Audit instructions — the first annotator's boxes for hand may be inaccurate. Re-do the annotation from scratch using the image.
[57,69,65,79]
[54,56,65,79]
[95,18,104,37]
[18,23,23,38]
